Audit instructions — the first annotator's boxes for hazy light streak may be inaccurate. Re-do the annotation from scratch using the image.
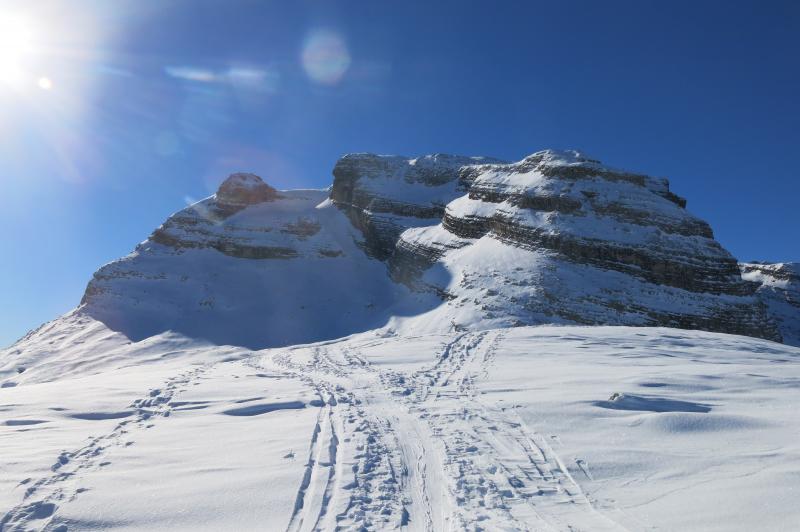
[165,65,279,92]
[165,66,218,83]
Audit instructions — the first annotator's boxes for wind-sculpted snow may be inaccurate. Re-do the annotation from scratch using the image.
[2,327,799,530]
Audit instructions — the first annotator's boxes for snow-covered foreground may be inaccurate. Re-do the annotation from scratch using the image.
[2,326,799,531]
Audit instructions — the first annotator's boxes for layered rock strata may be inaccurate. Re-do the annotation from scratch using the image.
[386,150,781,341]
[330,153,502,259]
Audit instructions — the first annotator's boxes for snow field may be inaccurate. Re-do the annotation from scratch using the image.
[2,325,799,530]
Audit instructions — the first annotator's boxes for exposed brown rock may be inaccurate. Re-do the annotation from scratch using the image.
[215,173,280,215]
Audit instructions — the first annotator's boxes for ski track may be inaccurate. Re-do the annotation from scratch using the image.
[259,331,624,531]
[266,347,409,532]
[1,365,209,532]
[3,332,623,531]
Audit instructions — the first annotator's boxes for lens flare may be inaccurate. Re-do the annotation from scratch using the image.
[37,77,53,90]
[301,30,351,86]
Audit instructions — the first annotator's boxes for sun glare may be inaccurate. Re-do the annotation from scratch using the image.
[0,14,35,87]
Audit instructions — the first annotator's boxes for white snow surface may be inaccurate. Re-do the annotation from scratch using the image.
[2,324,799,531]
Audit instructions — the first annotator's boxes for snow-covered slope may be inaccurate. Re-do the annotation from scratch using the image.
[77,177,436,350]
[2,327,799,530]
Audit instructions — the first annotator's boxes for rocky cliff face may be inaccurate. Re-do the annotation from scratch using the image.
[23,149,797,352]
[330,153,502,259]
[741,262,800,345]
[382,150,781,342]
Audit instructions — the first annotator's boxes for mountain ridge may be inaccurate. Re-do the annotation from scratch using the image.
[3,149,797,375]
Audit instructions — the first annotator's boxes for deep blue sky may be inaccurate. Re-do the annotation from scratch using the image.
[1,0,798,346]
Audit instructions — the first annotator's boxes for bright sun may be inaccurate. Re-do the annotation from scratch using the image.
[0,15,35,87]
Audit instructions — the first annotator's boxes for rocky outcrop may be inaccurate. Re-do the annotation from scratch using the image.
[215,172,280,216]
[741,262,800,345]
[388,150,781,342]
[330,153,502,259]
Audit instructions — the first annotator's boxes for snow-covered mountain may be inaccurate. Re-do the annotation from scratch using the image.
[3,149,798,384]
[59,149,791,352]
[2,149,799,531]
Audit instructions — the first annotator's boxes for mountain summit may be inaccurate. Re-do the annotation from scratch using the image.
[3,149,796,377]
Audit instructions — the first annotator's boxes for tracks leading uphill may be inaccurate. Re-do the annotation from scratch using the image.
[262,346,409,531]
[3,331,623,531]
[258,332,623,532]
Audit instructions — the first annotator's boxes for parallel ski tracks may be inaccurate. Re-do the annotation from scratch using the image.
[263,331,624,531]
